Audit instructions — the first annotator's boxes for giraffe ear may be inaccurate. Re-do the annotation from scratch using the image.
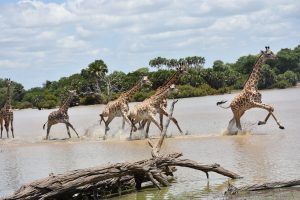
[261,50,264,54]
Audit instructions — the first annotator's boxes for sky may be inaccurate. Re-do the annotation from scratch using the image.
[0,0,299,89]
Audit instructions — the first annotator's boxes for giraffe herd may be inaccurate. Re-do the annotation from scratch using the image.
[0,47,285,140]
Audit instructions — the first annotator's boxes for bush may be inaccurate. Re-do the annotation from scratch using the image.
[37,100,57,109]
[15,101,32,109]
[132,91,154,102]
[80,94,101,105]
[275,80,290,89]
[283,70,298,86]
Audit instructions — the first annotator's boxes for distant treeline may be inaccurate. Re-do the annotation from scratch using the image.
[1,45,299,110]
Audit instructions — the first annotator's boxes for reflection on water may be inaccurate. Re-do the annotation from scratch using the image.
[0,87,300,199]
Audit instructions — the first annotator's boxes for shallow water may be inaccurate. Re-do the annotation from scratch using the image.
[0,87,299,199]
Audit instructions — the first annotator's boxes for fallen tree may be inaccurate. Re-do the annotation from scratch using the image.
[225,179,300,195]
[5,100,241,200]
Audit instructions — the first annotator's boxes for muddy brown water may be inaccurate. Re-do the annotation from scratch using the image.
[0,87,299,199]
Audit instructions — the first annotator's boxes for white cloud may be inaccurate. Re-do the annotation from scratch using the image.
[0,0,299,88]
[57,35,88,49]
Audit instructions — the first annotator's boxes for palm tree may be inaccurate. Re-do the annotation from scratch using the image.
[87,59,108,94]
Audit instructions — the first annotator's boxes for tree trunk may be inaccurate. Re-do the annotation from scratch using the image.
[5,153,240,200]
[225,179,300,195]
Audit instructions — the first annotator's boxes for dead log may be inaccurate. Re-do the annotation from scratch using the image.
[4,152,240,200]
[149,99,178,158]
[225,179,300,195]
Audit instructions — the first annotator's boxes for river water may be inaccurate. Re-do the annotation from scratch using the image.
[0,87,299,199]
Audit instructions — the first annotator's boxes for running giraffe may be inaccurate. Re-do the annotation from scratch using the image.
[43,90,79,140]
[99,76,152,139]
[128,84,179,139]
[141,64,187,134]
[217,47,284,133]
[0,78,14,138]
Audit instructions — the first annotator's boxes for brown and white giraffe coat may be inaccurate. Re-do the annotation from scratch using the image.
[218,47,284,132]
[0,78,14,138]
[43,90,79,140]
[99,76,152,138]
[128,84,179,138]
[141,65,187,134]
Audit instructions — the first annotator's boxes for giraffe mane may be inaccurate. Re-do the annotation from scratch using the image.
[242,52,264,89]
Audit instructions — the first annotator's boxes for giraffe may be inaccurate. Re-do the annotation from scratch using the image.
[128,84,179,139]
[99,76,152,139]
[217,47,284,133]
[43,90,79,140]
[140,64,187,134]
[0,78,14,138]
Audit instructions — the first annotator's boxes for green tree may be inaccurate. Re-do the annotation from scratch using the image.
[232,55,258,75]
[86,59,108,93]
[258,64,277,89]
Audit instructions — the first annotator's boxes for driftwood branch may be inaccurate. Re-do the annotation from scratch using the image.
[5,152,240,200]
[150,99,178,158]
[225,179,300,195]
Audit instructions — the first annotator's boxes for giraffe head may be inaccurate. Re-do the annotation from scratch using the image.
[177,64,188,74]
[168,84,178,94]
[141,76,152,86]
[261,46,276,60]
[4,78,12,86]
[68,90,77,97]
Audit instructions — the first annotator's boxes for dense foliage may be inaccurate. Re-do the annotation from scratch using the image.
[1,45,300,110]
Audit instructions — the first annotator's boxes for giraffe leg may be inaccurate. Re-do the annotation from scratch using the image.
[104,116,114,139]
[65,122,80,138]
[159,112,164,129]
[10,117,14,138]
[46,123,52,140]
[258,112,284,129]
[252,102,284,129]
[145,121,151,138]
[270,113,285,129]
[4,120,9,138]
[0,118,3,138]
[159,108,183,134]
[228,117,236,129]
[121,118,125,129]
[148,114,163,134]
[121,110,132,127]
[65,124,71,138]
[138,119,147,130]
[232,111,243,131]
[129,118,138,139]
[258,113,271,125]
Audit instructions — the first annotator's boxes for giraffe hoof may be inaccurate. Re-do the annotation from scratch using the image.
[279,126,285,129]
[103,135,107,140]
[258,121,264,125]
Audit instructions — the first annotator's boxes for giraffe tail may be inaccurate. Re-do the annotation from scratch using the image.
[216,100,230,109]
[99,114,106,125]
[43,121,48,130]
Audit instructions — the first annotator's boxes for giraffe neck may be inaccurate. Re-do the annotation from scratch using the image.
[59,94,74,113]
[4,83,12,111]
[155,69,181,94]
[151,87,172,105]
[244,54,267,89]
[120,80,142,101]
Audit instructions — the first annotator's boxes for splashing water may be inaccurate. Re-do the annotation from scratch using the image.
[222,119,255,135]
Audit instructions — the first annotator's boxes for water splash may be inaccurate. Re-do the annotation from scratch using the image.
[222,119,255,136]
